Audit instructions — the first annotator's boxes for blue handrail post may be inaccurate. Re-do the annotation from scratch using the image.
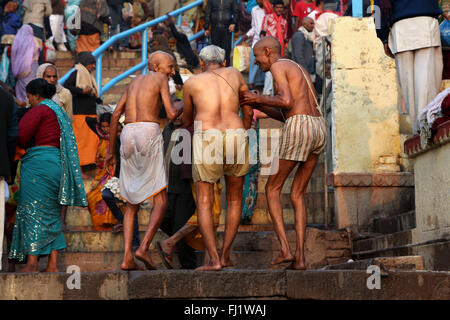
[177,14,182,26]
[96,54,103,98]
[352,0,363,17]
[142,28,148,75]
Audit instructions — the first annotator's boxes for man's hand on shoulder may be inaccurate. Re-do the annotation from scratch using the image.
[240,90,260,107]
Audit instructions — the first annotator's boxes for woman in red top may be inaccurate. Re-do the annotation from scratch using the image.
[8,79,87,272]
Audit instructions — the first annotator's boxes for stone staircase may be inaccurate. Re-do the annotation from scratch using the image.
[1,52,344,273]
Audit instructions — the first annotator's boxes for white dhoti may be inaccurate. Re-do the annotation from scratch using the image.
[119,122,167,205]
[389,16,443,133]
[50,15,67,44]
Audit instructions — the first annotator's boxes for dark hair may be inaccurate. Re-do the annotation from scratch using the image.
[273,0,284,7]
[26,78,56,98]
[99,112,112,124]
[316,0,324,6]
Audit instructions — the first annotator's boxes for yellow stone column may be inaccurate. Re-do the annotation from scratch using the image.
[329,17,414,231]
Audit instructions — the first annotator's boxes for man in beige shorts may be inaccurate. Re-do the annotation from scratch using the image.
[183,45,253,271]
[241,36,327,270]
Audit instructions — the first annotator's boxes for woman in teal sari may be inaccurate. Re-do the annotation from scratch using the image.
[8,79,87,272]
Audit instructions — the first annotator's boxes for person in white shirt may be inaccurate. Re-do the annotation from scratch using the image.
[243,0,266,89]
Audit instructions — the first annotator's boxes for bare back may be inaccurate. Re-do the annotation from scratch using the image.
[123,72,166,124]
[272,59,321,119]
[184,67,247,131]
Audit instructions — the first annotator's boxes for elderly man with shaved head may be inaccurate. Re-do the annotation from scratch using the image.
[106,51,183,271]
[241,36,327,270]
[183,45,253,271]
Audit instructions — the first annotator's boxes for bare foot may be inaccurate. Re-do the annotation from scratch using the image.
[18,265,39,273]
[120,253,141,271]
[291,259,307,270]
[195,260,222,271]
[42,267,59,272]
[270,253,295,265]
[135,248,156,270]
[160,239,173,256]
[220,257,236,268]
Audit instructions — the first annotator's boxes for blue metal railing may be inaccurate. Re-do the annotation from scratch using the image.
[59,0,204,97]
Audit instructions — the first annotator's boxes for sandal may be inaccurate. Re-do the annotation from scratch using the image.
[156,241,173,269]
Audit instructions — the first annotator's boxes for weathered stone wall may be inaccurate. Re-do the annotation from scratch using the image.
[330,17,402,174]
[329,17,415,231]
[411,141,450,244]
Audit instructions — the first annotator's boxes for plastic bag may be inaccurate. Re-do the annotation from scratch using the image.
[44,38,56,63]
[440,20,450,47]
[233,44,251,72]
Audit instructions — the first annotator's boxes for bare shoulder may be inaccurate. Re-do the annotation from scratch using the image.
[152,72,168,84]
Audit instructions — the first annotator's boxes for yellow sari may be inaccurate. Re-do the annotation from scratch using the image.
[87,139,118,230]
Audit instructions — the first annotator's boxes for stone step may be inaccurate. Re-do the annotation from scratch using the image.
[2,227,351,272]
[2,269,449,300]
[370,210,416,234]
[322,255,425,272]
[352,230,414,257]
[66,199,330,229]
[55,57,143,69]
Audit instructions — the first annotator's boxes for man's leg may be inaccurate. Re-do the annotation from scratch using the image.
[413,46,443,131]
[120,203,140,270]
[173,194,197,269]
[265,159,298,265]
[289,153,319,270]
[221,175,244,267]
[394,50,415,131]
[135,190,168,270]
[195,181,221,271]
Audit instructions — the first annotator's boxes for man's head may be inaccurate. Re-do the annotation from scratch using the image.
[256,0,264,8]
[77,51,96,72]
[253,36,281,72]
[148,51,175,77]
[302,17,315,32]
[273,0,284,16]
[199,45,226,71]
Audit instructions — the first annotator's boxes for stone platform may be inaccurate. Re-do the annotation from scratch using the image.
[0,269,448,300]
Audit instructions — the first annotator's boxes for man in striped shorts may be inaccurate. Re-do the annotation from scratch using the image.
[241,36,327,270]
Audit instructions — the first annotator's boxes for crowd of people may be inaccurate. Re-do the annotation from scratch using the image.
[0,0,448,272]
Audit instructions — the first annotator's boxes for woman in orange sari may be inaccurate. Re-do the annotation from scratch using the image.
[86,112,118,230]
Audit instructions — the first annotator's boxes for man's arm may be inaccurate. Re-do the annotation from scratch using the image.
[182,80,194,128]
[159,74,182,120]
[238,73,254,130]
[242,63,292,110]
[105,90,127,174]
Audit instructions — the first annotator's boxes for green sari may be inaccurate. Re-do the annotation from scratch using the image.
[9,99,87,262]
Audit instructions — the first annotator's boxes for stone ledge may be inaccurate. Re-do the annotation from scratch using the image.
[330,172,414,187]
[1,270,449,300]
[404,120,450,157]
[286,270,450,300]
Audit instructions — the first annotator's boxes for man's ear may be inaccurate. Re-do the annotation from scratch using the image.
[200,59,206,71]
[221,60,226,67]
[264,47,271,57]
